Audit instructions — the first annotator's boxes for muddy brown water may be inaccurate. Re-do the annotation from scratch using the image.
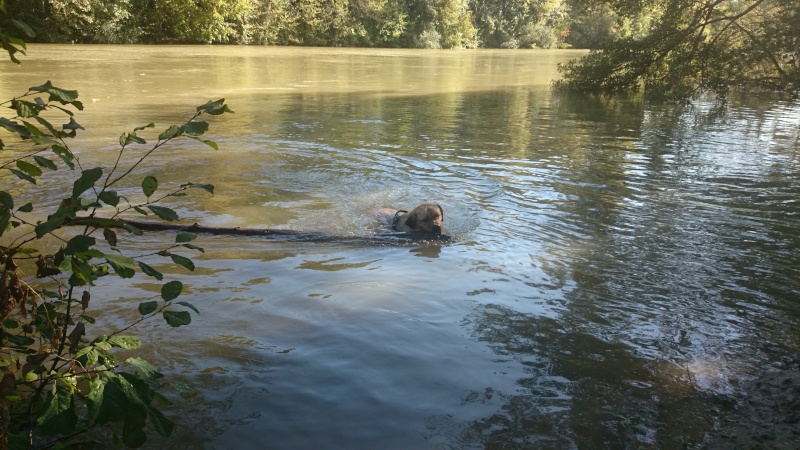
[2,45,800,448]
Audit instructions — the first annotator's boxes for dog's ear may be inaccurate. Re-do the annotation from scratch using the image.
[436,204,443,221]
[405,212,417,229]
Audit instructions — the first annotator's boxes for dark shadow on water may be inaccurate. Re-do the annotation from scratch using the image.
[429,304,732,449]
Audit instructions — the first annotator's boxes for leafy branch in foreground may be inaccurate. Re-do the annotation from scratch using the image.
[0,80,233,448]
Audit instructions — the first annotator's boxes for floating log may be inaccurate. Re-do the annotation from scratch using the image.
[66,218,451,244]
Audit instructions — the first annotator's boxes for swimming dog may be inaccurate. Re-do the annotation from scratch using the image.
[377,203,444,234]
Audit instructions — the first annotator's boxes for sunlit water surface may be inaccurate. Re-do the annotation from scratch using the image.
[2,46,800,448]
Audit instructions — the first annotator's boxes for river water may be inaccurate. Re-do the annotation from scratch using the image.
[2,45,800,448]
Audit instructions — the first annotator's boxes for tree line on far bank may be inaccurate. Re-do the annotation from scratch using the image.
[4,0,639,49]
[3,0,798,101]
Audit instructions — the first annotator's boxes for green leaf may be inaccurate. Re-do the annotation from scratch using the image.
[175,231,196,243]
[87,377,126,424]
[50,104,76,118]
[0,117,30,137]
[99,190,120,206]
[126,357,162,380]
[51,145,75,169]
[182,182,214,194]
[16,160,42,177]
[196,99,233,115]
[170,254,195,271]
[49,85,79,104]
[32,134,60,147]
[182,243,204,253]
[189,136,218,150]
[161,280,183,301]
[176,301,200,314]
[22,121,42,136]
[117,372,153,404]
[137,261,163,281]
[65,235,96,255]
[81,314,96,324]
[152,391,172,406]
[12,19,35,38]
[28,80,52,93]
[122,221,143,236]
[34,199,78,237]
[28,81,79,104]
[158,125,182,140]
[108,335,142,350]
[119,132,146,146]
[0,210,10,236]
[9,168,36,184]
[181,121,208,136]
[123,413,147,448]
[133,206,149,216]
[142,175,158,198]
[105,254,136,278]
[163,311,191,327]
[147,406,174,437]
[38,384,78,435]
[33,155,58,170]
[6,334,35,346]
[147,205,178,221]
[72,167,103,199]
[68,256,100,286]
[17,202,33,213]
[13,100,44,118]
[134,123,154,132]
[34,115,59,135]
[0,191,13,209]
[63,117,84,131]
[138,300,158,315]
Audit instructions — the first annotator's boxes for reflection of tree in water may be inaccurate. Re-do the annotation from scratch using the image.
[425,304,724,448]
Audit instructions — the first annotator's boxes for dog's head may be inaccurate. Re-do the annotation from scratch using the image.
[404,203,444,234]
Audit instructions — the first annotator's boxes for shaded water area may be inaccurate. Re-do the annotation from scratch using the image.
[3,46,800,448]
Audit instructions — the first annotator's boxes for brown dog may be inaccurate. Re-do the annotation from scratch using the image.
[377,203,444,234]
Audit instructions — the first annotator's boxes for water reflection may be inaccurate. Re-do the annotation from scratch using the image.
[452,304,723,448]
[408,243,443,258]
[4,47,800,448]
[296,256,381,271]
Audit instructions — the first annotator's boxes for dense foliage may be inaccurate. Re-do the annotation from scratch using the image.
[3,0,577,48]
[557,0,800,99]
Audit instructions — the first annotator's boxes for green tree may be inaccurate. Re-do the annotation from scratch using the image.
[3,0,145,43]
[406,0,478,48]
[557,0,800,100]
[131,0,253,44]
[470,0,568,48]
[237,0,299,45]
[354,0,409,47]
[3,0,253,44]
